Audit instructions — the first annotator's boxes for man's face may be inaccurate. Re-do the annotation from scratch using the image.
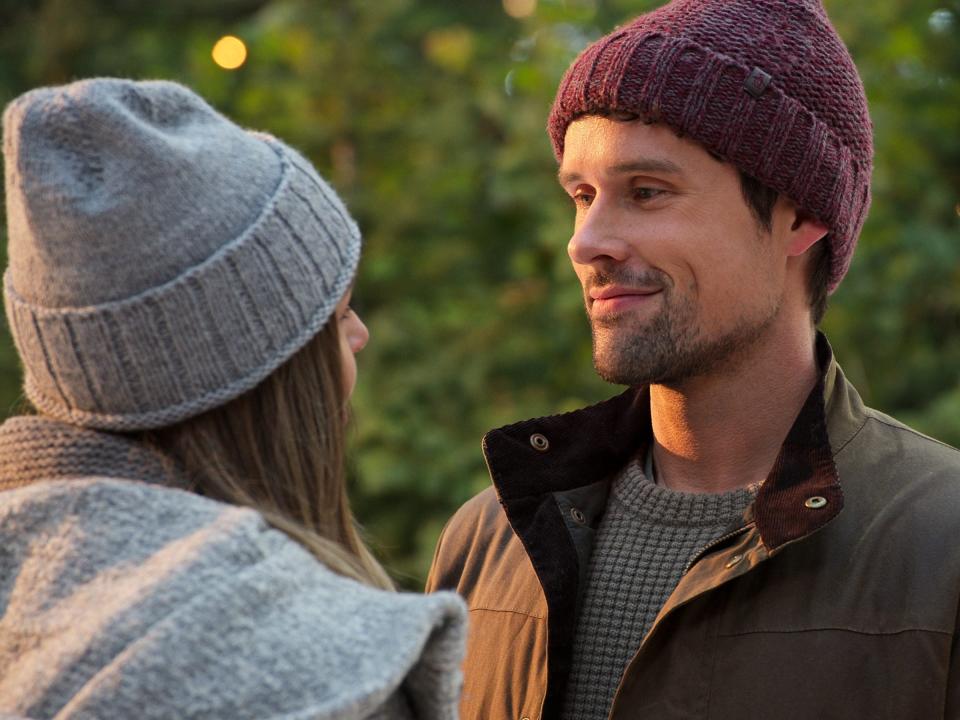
[558,116,789,386]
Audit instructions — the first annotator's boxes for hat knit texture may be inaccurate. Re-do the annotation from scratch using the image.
[548,0,873,292]
[2,78,361,431]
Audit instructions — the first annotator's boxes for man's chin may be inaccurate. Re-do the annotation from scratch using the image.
[592,349,663,387]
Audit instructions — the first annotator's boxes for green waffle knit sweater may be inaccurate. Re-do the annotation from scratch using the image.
[561,454,756,719]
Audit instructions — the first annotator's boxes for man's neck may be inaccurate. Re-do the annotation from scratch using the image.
[649,323,819,494]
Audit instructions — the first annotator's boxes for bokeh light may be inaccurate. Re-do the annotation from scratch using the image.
[929,9,954,33]
[423,26,475,73]
[503,0,537,20]
[212,35,248,70]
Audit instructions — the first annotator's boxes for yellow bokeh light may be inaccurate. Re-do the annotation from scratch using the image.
[212,36,248,70]
[503,0,537,19]
[424,26,475,73]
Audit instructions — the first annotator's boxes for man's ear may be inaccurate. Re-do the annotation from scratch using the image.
[785,204,829,257]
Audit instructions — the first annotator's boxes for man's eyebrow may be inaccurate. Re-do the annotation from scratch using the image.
[557,158,683,185]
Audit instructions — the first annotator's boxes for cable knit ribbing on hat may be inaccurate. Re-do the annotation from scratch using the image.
[3,79,362,431]
[548,0,873,292]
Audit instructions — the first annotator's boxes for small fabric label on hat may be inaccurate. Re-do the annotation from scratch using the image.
[744,67,773,98]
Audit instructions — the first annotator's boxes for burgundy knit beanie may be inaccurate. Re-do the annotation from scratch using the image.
[548,0,873,292]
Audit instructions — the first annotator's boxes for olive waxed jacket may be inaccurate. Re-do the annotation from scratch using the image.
[427,336,960,719]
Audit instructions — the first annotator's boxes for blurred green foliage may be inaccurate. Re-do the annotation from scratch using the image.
[0,0,957,587]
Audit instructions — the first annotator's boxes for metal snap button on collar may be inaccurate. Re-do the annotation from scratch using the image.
[804,496,828,509]
[529,433,549,452]
[570,507,586,525]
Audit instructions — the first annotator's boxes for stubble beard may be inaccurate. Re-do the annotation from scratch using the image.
[590,283,782,387]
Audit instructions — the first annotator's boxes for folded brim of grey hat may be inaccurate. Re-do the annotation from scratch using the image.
[4,132,360,432]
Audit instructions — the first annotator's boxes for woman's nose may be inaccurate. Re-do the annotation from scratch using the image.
[349,316,369,354]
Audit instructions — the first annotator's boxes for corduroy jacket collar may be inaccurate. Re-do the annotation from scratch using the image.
[483,332,842,552]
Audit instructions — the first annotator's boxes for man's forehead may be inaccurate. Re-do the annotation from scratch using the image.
[557,117,694,183]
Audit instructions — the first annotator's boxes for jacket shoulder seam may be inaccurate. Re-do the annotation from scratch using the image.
[833,416,869,458]
[864,414,960,454]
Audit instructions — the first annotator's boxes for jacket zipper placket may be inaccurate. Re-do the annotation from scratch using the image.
[607,522,760,720]
[682,522,754,575]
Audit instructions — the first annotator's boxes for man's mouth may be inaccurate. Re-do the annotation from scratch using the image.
[589,285,663,315]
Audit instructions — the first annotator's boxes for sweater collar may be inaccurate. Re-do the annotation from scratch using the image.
[0,415,185,491]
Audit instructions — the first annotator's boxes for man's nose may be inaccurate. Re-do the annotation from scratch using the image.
[567,201,632,266]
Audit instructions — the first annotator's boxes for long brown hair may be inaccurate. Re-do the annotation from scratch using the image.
[140,318,393,590]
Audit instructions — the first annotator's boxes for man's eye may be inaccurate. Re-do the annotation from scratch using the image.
[633,187,662,201]
[572,190,594,209]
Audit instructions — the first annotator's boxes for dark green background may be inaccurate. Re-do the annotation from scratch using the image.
[1,0,957,587]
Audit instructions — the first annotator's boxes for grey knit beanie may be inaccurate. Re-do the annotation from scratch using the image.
[2,78,361,431]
